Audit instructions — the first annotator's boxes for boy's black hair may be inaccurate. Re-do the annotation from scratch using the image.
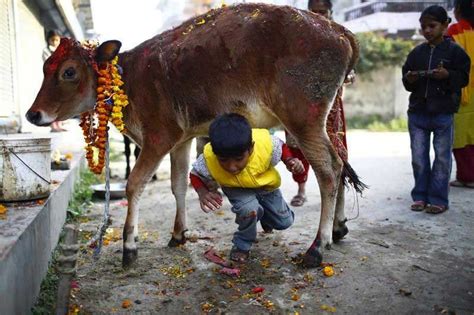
[46,29,61,40]
[308,0,332,10]
[420,5,451,23]
[209,113,252,158]
[455,0,474,26]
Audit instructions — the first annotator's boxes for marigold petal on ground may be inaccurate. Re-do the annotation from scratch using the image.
[323,266,335,277]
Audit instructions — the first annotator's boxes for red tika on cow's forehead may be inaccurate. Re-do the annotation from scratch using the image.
[45,37,87,73]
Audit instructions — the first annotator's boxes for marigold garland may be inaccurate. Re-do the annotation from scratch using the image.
[79,54,129,174]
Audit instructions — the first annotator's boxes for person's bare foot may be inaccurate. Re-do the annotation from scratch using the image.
[50,128,67,132]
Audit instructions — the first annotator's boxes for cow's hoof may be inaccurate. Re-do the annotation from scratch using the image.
[167,230,188,247]
[302,247,323,268]
[333,223,349,243]
[122,248,138,269]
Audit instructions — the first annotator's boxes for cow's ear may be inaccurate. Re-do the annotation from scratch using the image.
[96,40,121,62]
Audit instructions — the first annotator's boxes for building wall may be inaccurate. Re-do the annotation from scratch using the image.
[344,66,409,120]
[17,0,48,133]
[0,0,48,133]
[0,0,17,117]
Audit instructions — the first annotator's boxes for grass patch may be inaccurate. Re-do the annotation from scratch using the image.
[31,253,59,315]
[67,169,98,220]
[31,168,99,314]
[347,115,407,132]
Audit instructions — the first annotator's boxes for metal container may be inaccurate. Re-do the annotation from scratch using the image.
[91,182,127,199]
[0,134,51,202]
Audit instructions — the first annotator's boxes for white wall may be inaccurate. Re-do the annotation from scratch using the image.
[16,0,49,133]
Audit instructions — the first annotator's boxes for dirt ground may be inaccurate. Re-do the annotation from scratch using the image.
[70,131,474,314]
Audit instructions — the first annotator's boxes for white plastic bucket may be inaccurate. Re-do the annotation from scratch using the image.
[0,134,51,202]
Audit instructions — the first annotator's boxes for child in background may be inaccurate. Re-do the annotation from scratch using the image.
[402,5,470,214]
[190,113,304,262]
[42,30,66,132]
[286,0,352,207]
[447,0,474,188]
[42,30,61,62]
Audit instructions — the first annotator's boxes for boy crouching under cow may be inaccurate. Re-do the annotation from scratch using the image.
[190,114,305,262]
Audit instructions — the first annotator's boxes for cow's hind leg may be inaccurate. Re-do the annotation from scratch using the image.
[123,142,170,268]
[168,140,192,247]
[290,128,343,268]
[332,181,348,243]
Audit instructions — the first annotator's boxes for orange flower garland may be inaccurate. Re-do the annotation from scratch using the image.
[79,55,129,174]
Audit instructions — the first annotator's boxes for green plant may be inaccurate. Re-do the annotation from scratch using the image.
[31,253,59,315]
[347,115,408,132]
[67,168,98,219]
[355,32,414,76]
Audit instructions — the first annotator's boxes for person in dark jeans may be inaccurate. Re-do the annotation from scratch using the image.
[402,5,470,214]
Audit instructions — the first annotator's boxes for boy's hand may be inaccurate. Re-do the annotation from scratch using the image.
[197,188,223,213]
[405,71,419,83]
[431,66,449,80]
[285,158,305,175]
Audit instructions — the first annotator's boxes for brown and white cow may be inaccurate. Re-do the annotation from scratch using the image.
[26,3,360,268]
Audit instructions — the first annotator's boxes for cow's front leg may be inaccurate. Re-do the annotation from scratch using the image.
[168,140,192,247]
[332,181,348,243]
[123,142,169,268]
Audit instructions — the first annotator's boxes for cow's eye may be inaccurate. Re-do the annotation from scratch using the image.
[62,67,76,80]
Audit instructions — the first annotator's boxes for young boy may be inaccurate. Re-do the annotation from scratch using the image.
[190,113,305,262]
[402,5,470,214]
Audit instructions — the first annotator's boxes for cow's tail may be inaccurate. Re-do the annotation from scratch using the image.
[342,160,367,194]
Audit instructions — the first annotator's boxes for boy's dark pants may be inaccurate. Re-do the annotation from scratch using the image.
[408,112,453,207]
[222,187,294,251]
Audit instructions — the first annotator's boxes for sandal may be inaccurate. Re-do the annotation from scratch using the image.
[410,201,426,211]
[450,180,466,187]
[450,180,474,188]
[425,204,448,214]
[290,194,307,207]
[230,247,250,263]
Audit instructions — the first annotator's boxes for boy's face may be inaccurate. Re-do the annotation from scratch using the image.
[420,17,447,44]
[309,3,331,19]
[48,35,61,48]
[217,144,254,175]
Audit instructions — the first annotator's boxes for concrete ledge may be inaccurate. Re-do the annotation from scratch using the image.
[0,150,84,314]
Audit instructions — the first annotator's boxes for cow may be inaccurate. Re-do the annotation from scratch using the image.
[26,3,362,268]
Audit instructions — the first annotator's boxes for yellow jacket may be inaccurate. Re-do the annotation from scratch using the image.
[203,129,281,190]
[449,20,474,149]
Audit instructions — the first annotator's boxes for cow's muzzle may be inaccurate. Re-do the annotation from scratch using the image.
[25,110,51,126]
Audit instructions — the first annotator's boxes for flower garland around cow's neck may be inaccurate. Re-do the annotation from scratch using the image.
[79,43,129,174]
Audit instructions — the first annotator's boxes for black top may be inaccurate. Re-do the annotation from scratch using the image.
[402,39,470,114]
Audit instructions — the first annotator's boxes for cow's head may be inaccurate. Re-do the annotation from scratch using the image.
[26,38,121,126]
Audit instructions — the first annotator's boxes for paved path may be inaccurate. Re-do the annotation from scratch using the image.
[72,131,474,314]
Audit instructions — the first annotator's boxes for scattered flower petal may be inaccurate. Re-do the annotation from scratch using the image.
[220,267,240,277]
[201,302,214,313]
[321,304,336,312]
[260,257,271,268]
[251,286,265,294]
[121,299,132,309]
[323,266,335,277]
